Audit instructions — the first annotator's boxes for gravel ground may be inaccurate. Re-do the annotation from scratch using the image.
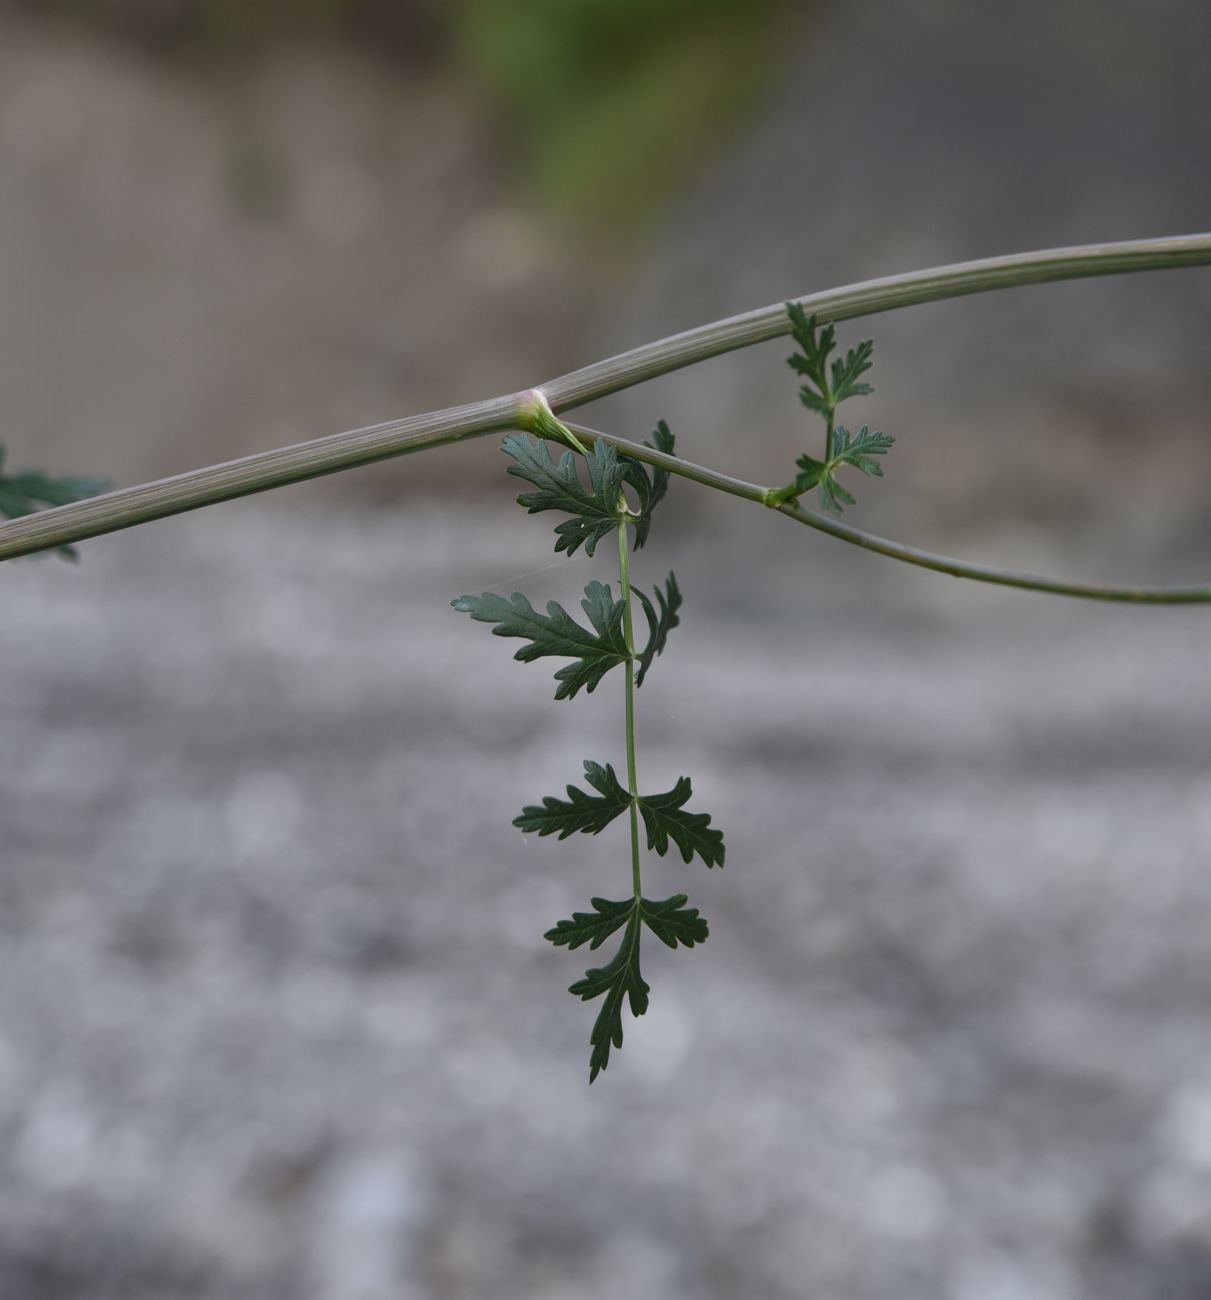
[4,498,1211,1300]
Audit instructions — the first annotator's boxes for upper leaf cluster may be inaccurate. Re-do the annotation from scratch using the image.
[503,424,676,556]
[545,893,707,1081]
[0,445,110,560]
[786,302,874,417]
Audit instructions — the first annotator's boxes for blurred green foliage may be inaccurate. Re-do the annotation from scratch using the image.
[452,0,787,224]
[5,0,788,228]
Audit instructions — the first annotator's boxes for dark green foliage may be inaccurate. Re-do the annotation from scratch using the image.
[456,420,723,1081]
[629,420,676,551]
[786,302,876,418]
[513,761,631,838]
[793,425,896,516]
[633,571,681,687]
[830,338,875,405]
[515,759,724,868]
[504,433,629,557]
[451,581,629,699]
[545,893,708,1081]
[0,444,110,560]
[453,573,682,699]
[782,305,895,516]
[636,776,725,867]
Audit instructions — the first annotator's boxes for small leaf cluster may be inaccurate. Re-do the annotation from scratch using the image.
[780,304,895,516]
[792,426,896,515]
[0,444,110,560]
[453,422,723,1081]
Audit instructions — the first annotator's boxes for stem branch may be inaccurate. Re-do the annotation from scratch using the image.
[2,234,1208,561]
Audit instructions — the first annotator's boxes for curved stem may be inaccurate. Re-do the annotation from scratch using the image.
[564,423,1211,605]
[1,234,1208,562]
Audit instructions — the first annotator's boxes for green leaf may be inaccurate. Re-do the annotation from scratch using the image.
[544,896,634,951]
[831,424,894,477]
[785,304,874,419]
[633,571,682,689]
[636,776,725,868]
[639,894,709,950]
[630,419,675,552]
[567,902,647,1083]
[793,425,895,516]
[548,892,708,1081]
[0,444,111,561]
[785,303,836,397]
[503,433,626,557]
[792,454,827,491]
[830,338,875,404]
[514,760,630,839]
[450,580,629,699]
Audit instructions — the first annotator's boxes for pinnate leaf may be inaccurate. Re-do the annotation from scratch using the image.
[513,761,630,839]
[451,580,628,699]
[793,425,895,515]
[544,896,634,951]
[832,424,894,476]
[503,433,626,557]
[830,338,875,403]
[547,893,708,1080]
[629,419,676,551]
[637,776,725,868]
[633,571,682,689]
[639,894,709,950]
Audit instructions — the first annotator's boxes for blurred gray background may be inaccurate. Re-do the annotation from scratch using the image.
[3,2,1211,1297]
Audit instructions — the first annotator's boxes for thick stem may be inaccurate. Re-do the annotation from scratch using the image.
[2,234,1208,561]
[617,521,643,900]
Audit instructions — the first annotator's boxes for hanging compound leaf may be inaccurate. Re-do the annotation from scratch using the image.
[513,760,631,839]
[637,776,725,868]
[503,433,627,557]
[546,892,708,1081]
[451,580,629,700]
[0,444,110,560]
[633,571,682,688]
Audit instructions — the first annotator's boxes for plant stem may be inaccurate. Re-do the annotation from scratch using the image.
[3,233,1208,561]
[565,422,1211,604]
[617,520,643,900]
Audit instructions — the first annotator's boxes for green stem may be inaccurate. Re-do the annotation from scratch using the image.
[3,234,1208,561]
[617,520,643,900]
[564,422,1211,604]
[825,409,836,464]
